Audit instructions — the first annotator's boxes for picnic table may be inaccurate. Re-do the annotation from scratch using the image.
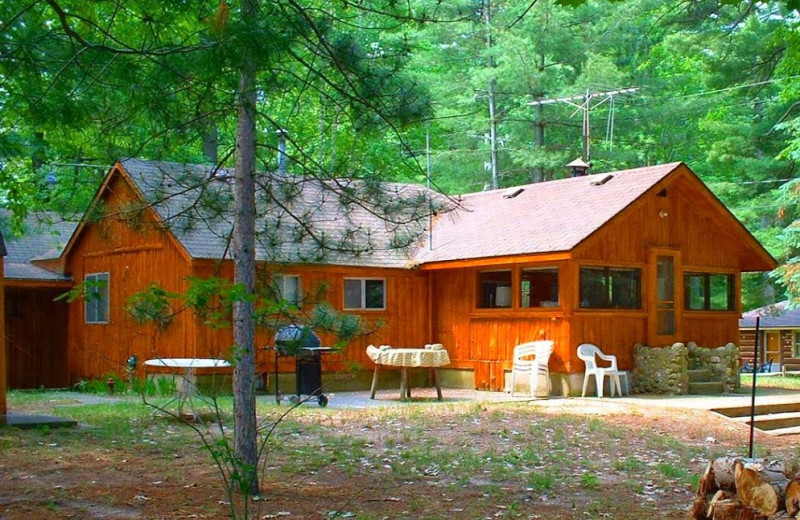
[366,345,450,401]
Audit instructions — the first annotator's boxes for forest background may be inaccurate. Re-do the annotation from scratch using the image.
[2,0,800,310]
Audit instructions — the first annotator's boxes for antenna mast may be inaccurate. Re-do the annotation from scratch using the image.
[528,87,638,163]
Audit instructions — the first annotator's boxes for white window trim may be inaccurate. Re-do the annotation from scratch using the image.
[275,274,302,307]
[85,272,110,324]
[343,277,386,310]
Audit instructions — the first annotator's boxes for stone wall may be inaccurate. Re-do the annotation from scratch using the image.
[632,342,689,394]
[687,341,740,392]
[631,342,740,394]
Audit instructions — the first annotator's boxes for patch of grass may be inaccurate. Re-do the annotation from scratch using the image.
[657,462,690,481]
[741,374,800,390]
[580,472,599,489]
[613,456,645,472]
[527,471,555,491]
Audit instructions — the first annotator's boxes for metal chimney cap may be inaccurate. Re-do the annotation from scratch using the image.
[566,158,590,168]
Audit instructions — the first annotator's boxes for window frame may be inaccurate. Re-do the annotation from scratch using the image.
[84,272,110,324]
[343,277,386,310]
[683,271,736,311]
[519,266,560,309]
[476,269,513,309]
[579,265,642,310]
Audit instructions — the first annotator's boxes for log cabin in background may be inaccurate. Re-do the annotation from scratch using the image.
[740,301,800,375]
[1,159,777,395]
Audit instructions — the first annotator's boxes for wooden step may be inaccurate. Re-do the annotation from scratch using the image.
[688,381,724,395]
[712,402,800,418]
[731,411,800,431]
[688,368,711,383]
[763,425,800,436]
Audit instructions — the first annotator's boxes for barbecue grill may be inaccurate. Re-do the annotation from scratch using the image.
[273,325,332,407]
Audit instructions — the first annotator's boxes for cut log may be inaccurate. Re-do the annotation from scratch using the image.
[709,499,768,520]
[700,459,720,496]
[707,490,735,518]
[786,477,800,518]
[691,494,711,520]
[735,460,789,516]
[713,457,746,492]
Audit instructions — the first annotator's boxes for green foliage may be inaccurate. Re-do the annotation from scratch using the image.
[126,283,179,329]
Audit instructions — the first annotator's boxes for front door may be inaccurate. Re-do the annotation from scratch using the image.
[649,250,681,345]
[765,332,781,369]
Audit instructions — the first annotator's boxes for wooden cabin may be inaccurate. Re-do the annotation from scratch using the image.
[2,214,75,389]
[740,301,800,373]
[2,160,777,395]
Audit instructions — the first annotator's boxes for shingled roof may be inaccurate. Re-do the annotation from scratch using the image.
[740,301,800,329]
[1,212,78,281]
[413,163,682,265]
[118,158,443,268]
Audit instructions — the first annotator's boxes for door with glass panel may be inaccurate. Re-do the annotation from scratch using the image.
[650,251,680,345]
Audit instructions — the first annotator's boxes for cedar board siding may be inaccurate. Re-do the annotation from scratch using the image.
[190,260,431,378]
[572,169,743,359]
[431,265,571,391]
[5,286,70,388]
[65,174,193,382]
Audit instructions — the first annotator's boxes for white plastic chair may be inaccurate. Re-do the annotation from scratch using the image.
[576,343,622,397]
[510,340,554,398]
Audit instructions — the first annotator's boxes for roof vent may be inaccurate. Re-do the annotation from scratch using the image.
[211,168,234,184]
[590,174,613,186]
[503,187,524,199]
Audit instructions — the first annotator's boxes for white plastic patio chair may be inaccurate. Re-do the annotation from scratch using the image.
[510,340,554,398]
[576,343,622,398]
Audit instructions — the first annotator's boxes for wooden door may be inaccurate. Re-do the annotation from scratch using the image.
[765,332,780,368]
[649,250,681,346]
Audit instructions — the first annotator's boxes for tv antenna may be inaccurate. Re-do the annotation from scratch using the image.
[528,87,638,163]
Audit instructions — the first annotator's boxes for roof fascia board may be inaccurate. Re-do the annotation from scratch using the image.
[4,279,73,288]
[418,251,571,271]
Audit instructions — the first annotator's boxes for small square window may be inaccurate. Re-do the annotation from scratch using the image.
[85,273,109,324]
[344,278,385,310]
[684,272,734,311]
[274,275,301,306]
[580,266,641,309]
[520,267,559,308]
[478,270,512,308]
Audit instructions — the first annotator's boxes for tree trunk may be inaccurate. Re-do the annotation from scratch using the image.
[232,0,260,497]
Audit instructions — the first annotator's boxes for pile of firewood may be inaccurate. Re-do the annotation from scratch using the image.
[691,457,800,519]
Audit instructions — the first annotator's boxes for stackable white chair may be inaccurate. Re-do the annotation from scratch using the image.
[576,343,622,398]
[510,340,554,398]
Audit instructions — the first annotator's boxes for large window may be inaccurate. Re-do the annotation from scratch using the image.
[580,266,641,309]
[344,278,385,310]
[273,274,301,306]
[85,273,109,324]
[684,272,735,311]
[478,270,512,308]
[520,267,559,308]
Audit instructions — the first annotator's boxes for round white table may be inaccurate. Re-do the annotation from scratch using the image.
[144,358,231,418]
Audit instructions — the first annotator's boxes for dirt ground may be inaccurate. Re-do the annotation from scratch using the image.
[1,393,799,520]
